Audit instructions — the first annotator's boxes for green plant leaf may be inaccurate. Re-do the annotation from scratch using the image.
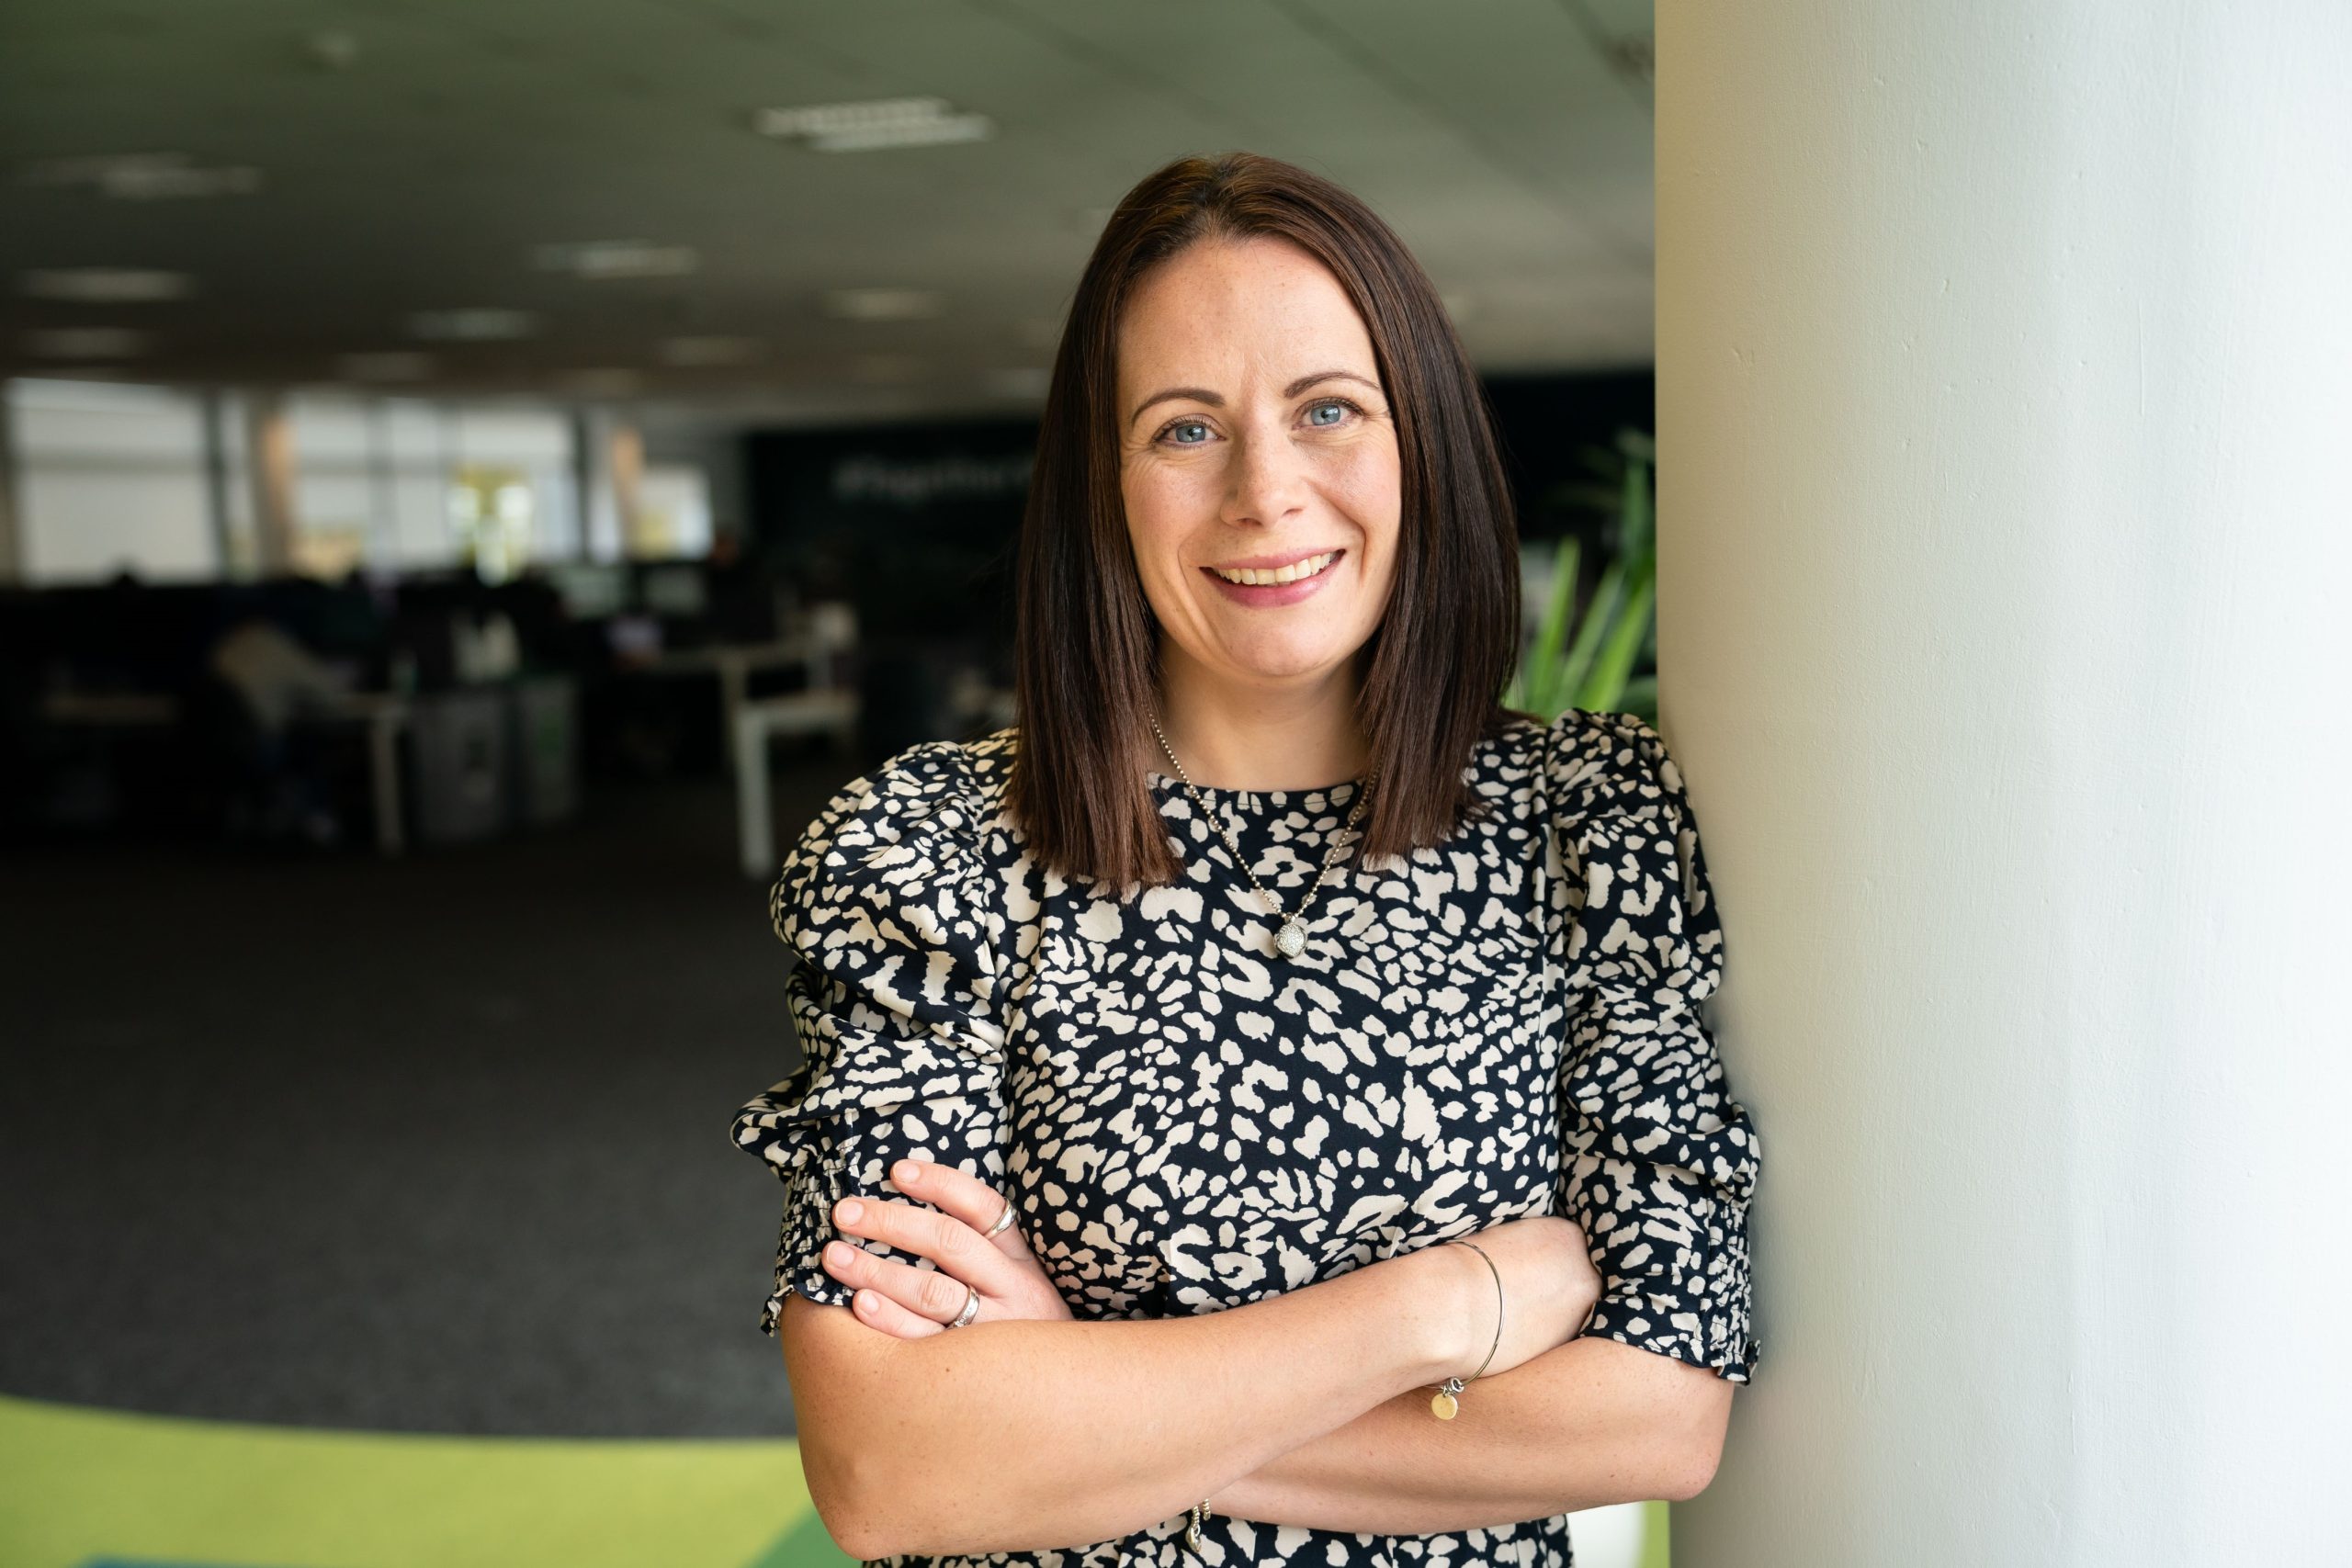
[1507,429,1657,722]
[1551,556,1623,716]
[1518,536,1579,715]
[1577,554,1654,710]
[1617,446,1654,560]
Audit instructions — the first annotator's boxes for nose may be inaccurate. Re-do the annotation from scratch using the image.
[1218,423,1307,528]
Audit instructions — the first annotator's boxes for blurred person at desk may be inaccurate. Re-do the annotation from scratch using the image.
[205,609,356,848]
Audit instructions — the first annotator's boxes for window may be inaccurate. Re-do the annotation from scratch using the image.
[9,378,217,583]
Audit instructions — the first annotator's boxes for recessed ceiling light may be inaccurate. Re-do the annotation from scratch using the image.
[21,268,194,302]
[756,96,992,152]
[26,326,149,357]
[533,240,700,279]
[407,308,538,342]
[660,335,760,367]
[338,351,435,382]
[824,288,944,322]
[104,164,260,199]
[306,29,361,70]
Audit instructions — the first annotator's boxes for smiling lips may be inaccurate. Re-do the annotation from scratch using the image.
[1204,548,1341,586]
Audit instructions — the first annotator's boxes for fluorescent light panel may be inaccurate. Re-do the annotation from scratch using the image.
[408,308,538,342]
[26,326,149,357]
[661,335,761,367]
[824,288,944,321]
[757,96,993,152]
[534,240,700,279]
[986,367,1051,400]
[21,152,261,199]
[21,268,194,302]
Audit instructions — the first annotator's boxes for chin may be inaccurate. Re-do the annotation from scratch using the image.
[1216,640,1356,682]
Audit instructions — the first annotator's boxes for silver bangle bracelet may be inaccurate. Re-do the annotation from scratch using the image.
[1431,1238,1502,1419]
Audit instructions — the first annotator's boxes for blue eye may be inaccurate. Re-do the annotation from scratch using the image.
[1167,420,1210,445]
[1306,400,1352,426]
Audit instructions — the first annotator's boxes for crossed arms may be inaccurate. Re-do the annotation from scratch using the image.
[782,1238,1733,1560]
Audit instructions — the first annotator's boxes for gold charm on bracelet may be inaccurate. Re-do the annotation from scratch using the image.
[1431,1376,1464,1419]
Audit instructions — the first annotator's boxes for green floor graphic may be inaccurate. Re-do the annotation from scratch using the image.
[0,1394,839,1568]
[2,1393,1665,1568]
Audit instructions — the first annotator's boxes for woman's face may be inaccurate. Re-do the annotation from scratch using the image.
[1115,234,1402,694]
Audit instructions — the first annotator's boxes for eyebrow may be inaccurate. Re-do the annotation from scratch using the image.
[1125,369,1384,430]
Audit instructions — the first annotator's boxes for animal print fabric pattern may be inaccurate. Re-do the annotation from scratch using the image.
[729,709,1762,1568]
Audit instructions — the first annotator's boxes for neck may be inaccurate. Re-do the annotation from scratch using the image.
[1152,643,1372,790]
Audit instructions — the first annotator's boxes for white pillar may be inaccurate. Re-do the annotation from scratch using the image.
[608,418,644,558]
[573,408,639,562]
[1657,4,2352,1563]
[246,389,299,575]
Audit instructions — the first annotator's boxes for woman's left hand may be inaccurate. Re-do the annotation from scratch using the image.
[821,1158,1072,1337]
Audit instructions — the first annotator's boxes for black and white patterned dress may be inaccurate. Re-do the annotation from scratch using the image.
[730,708,1762,1568]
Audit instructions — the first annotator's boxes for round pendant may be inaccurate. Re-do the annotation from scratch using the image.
[1430,1389,1459,1419]
[1274,921,1307,958]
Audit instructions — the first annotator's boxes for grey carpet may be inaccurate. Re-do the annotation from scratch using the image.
[0,754,860,1439]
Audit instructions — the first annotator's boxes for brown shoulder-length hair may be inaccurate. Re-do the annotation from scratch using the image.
[1006,151,1522,897]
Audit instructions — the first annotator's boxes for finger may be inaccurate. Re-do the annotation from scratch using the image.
[887,1159,1028,1255]
[834,1190,1025,1296]
[830,1194,1022,1306]
[841,1279,951,1339]
[821,1237,976,1335]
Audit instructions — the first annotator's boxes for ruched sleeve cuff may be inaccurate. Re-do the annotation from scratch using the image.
[1546,710,1763,1384]
[729,741,1013,1337]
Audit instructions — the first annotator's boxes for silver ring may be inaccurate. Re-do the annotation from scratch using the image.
[982,1198,1017,1239]
[948,1282,981,1328]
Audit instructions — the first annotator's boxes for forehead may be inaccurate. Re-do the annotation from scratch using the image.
[1115,235,1377,386]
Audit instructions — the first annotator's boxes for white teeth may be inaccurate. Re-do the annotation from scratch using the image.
[1211,550,1337,586]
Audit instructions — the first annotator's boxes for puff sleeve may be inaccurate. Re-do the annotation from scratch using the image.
[729,740,1013,1336]
[1544,710,1763,1383]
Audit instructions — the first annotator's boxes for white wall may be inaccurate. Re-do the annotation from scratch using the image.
[1658,4,2352,1562]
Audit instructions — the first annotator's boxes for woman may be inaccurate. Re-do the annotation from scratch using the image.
[731,151,1761,1567]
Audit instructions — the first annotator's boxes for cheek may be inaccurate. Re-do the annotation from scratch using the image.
[1323,444,1402,551]
[1125,456,1219,521]
[1122,473,1201,600]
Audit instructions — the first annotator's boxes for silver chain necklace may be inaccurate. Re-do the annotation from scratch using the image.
[1148,712,1375,960]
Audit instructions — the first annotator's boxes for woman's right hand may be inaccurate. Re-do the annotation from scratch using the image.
[1413,1214,1602,1385]
[817,1159,1075,1337]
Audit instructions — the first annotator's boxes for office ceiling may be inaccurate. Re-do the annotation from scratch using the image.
[0,0,1656,421]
